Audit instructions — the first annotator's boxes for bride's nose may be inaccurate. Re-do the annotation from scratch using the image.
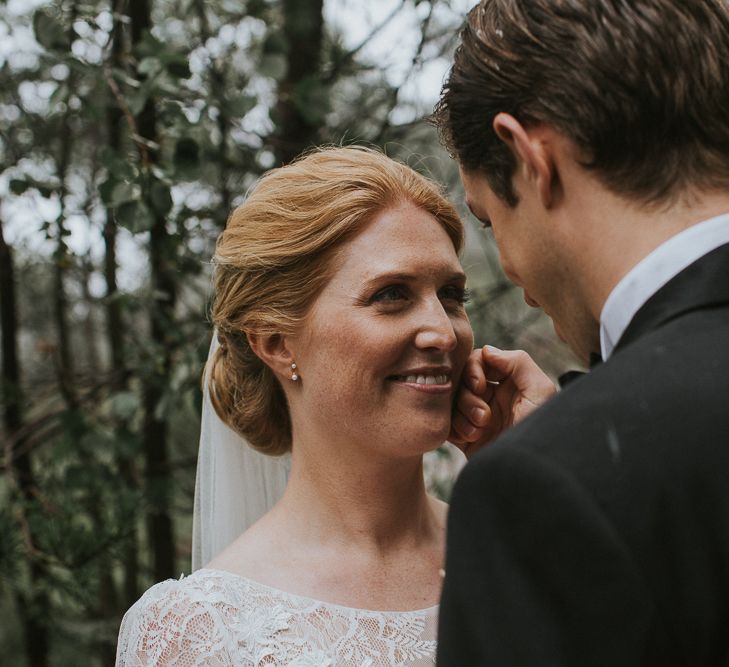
[413,299,458,351]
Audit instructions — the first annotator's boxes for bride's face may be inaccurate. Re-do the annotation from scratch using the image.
[290,200,473,456]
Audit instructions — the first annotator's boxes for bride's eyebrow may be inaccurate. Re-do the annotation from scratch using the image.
[358,270,467,290]
[361,271,415,287]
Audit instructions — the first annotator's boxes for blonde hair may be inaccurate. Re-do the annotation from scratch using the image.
[209,145,463,455]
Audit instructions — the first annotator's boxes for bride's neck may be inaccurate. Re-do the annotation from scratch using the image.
[276,434,438,550]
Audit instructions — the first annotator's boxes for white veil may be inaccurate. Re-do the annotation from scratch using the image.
[191,335,291,571]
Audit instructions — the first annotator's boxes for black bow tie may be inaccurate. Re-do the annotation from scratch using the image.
[558,352,603,388]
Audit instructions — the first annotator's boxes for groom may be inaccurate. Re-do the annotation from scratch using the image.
[434,0,729,665]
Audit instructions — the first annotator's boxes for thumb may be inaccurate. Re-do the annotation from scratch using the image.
[482,345,557,405]
[480,345,533,388]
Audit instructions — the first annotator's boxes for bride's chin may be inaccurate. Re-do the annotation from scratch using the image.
[396,425,451,456]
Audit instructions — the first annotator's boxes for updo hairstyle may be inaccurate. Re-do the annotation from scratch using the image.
[209,146,463,456]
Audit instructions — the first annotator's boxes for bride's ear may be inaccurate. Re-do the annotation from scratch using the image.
[247,332,296,382]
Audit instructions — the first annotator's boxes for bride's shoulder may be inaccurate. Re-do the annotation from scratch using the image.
[122,569,251,624]
[115,570,252,666]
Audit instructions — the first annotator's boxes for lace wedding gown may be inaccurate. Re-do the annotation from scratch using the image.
[116,568,438,666]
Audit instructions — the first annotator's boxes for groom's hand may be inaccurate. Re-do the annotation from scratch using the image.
[450,346,557,459]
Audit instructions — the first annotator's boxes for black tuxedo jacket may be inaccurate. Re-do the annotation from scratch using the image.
[438,242,729,666]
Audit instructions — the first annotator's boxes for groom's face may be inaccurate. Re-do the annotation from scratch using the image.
[460,166,558,308]
[460,166,597,360]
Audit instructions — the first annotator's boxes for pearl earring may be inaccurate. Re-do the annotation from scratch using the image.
[290,362,299,382]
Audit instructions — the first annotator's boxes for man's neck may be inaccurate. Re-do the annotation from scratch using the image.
[563,184,729,321]
[598,211,729,359]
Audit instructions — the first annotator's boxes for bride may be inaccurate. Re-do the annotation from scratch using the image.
[115,146,553,666]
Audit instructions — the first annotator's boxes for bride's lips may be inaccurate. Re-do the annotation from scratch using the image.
[387,366,453,394]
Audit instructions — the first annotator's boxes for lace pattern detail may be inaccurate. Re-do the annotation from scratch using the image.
[116,569,438,666]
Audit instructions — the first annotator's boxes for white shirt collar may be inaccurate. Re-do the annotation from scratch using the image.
[599,212,729,360]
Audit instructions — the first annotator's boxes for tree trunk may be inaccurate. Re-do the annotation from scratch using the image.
[105,2,139,609]
[130,0,177,583]
[52,0,80,410]
[0,219,21,441]
[194,0,232,218]
[272,0,325,165]
[0,220,50,667]
[53,217,76,407]
[80,257,101,376]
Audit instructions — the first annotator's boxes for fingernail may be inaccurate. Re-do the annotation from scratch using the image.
[485,345,502,353]
[471,407,486,423]
[469,376,480,390]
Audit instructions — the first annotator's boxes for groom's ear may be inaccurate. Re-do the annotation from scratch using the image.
[492,113,557,209]
[247,332,294,382]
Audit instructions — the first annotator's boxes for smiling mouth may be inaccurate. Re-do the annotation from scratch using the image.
[390,374,450,385]
[387,372,453,395]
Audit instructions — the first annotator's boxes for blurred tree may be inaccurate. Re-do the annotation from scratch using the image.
[0,0,577,664]
[1,219,50,667]
[128,0,178,587]
[271,0,325,164]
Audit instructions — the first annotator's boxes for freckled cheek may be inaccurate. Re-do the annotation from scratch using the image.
[454,319,474,374]
[305,326,398,396]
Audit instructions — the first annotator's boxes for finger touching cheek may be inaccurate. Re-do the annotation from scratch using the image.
[451,411,481,443]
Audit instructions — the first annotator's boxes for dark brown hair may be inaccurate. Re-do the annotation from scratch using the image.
[433,0,729,206]
[209,146,463,456]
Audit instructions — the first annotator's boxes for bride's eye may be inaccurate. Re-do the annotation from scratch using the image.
[371,285,409,303]
[439,285,471,305]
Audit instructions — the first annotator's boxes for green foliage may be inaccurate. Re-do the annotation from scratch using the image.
[0,1,576,664]
[173,137,200,174]
[0,506,23,585]
[32,9,70,51]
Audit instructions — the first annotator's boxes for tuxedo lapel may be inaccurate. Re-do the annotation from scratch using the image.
[615,241,729,353]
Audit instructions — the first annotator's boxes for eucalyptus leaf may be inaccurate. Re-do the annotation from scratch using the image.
[225,94,257,118]
[263,31,287,55]
[173,137,200,174]
[293,77,330,124]
[247,0,267,18]
[150,180,173,215]
[10,178,55,197]
[37,183,55,198]
[108,391,141,422]
[32,10,70,51]
[133,30,165,59]
[9,179,29,195]
[166,59,191,80]
[138,57,163,77]
[98,177,115,205]
[115,200,155,233]
[110,181,140,207]
[259,54,288,80]
[102,150,138,181]
[50,82,70,108]
[127,83,153,117]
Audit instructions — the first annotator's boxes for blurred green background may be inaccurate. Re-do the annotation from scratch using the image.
[0,0,577,663]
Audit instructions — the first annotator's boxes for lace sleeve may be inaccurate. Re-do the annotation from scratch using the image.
[115,578,232,667]
[117,570,438,666]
